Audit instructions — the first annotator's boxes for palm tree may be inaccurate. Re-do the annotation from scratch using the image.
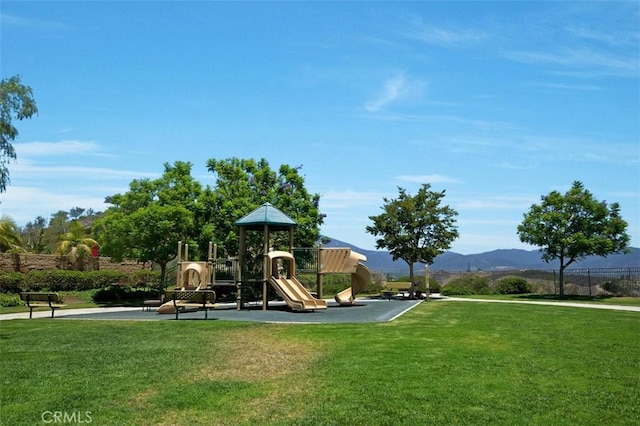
[56,220,98,269]
[0,215,23,252]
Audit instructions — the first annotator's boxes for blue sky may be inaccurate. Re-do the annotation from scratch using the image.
[1,1,638,254]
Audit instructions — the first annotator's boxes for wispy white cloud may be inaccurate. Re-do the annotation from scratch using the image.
[364,73,425,112]
[527,82,602,91]
[566,24,640,47]
[404,20,490,48]
[320,190,383,210]
[455,196,535,210]
[365,73,409,112]
[0,186,107,225]
[10,161,157,181]
[0,13,69,31]
[396,174,459,184]
[504,47,639,78]
[493,161,537,170]
[15,140,107,157]
[370,113,511,130]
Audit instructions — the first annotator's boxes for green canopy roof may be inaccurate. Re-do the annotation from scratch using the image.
[234,203,297,230]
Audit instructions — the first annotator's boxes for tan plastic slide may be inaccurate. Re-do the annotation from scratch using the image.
[334,263,371,305]
[268,251,327,312]
[269,275,328,311]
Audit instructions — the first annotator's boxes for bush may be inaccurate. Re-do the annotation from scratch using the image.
[92,285,149,303]
[0,270,139,293]
[442,275,491,296]
[0,272,26,294]
[601,280,640,297]
[495,276,533,294]
[0,292,23,307]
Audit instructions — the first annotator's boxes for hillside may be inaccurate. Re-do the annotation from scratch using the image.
[321,237,640,273]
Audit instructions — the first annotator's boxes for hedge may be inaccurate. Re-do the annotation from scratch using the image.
[0,270,161,294]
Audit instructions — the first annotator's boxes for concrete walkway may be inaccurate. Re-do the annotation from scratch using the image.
[0,299,424,323]
[1,296,637,322]
[440,296,640,312]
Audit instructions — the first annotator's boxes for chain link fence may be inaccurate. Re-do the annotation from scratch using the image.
[426,267,640,297]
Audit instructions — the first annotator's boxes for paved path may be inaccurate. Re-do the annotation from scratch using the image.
[0,299,424,323]
[1,296,637,322]
[440,297,640,312]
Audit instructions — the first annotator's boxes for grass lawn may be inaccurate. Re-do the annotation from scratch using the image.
[1,302,638,425]
[451,294,640,307]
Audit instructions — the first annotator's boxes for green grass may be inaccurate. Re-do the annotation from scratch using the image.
[1,302,638,425]
[452,293,640,307]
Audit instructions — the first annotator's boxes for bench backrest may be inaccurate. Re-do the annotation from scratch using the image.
[21,292,61,303]
[384,282,412,291]
[164,290,216,304]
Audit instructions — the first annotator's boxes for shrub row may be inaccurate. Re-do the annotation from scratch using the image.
[0,270,161,294]
[441,275,532,296]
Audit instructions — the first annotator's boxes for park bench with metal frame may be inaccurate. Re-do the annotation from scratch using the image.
[163,290,216,320]
[20,292,67,318]
[382,282,412,300]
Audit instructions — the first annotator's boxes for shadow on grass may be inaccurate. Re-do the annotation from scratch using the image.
[514,294,615,302]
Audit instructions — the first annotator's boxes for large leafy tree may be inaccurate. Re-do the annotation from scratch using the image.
[95,161,200,283]
[366,184,459,297]
[206,158,324,260]
[0,75,38,192]
[96,158,324,283]
[517,181,630,296]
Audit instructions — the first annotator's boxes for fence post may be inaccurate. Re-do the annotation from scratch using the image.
[588,268,591,297]
[553,270,557,295]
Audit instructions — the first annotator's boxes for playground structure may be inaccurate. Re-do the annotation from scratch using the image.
[157,241,238,314]
[268,251,327,311]
[316,247,371,305]
[157,202,371,314]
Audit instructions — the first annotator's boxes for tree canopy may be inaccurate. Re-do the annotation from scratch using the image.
[366,184,459,296]
[95,162,200,283]
[0,75,38,192]
[95,158,324,283]
[517,180,630,296]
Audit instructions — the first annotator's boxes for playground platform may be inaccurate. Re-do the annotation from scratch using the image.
[0,297,425,323]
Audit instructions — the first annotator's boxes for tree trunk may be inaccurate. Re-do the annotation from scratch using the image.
[558,262,565,297]
[408,261,416,299]
[159,262,168,291]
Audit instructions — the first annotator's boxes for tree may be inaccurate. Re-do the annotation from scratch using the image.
[206,158,324,265]
[56,220,98,270]
[96,159,325,284]
[95,161,200,284]
[21,215,47,253]
[0,215,23,252]
[0,75,38,192]
[366,184,459,297]
[517,181,630,296]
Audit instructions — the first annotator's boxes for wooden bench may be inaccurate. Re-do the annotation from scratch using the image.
[20,292,67,318]
[163,290,216,320]
[382,282,412,300]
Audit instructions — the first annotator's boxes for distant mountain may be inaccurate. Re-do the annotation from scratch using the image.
[320,236,640,273]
